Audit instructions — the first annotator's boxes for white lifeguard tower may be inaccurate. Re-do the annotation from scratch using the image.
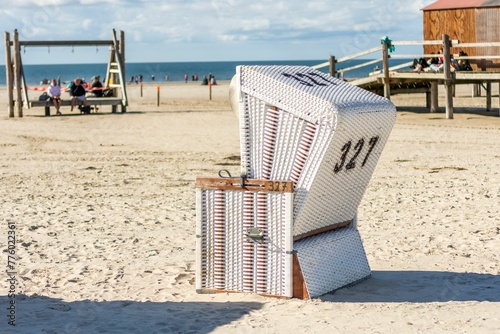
[196,65,396,298]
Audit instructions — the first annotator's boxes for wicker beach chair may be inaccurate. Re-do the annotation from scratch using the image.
[196,65,396,298]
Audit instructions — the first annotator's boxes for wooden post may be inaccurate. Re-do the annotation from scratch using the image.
[209,82,212,100]
[430,81,439,113]
[486,82,492,112]
[13,30,23,117]
[329,55,336,77]
[382,42,390,99]
[472,83,481,97]
[119,30,125,82]
[140,82,143,97]
[5,32,14,118]
[156,86,160,106]
[442,34,453,119]
[119,30,126,113]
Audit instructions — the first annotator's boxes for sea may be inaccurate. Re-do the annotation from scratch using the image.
[0,59,410,86]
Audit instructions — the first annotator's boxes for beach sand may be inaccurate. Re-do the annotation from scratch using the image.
[0,81,499,333]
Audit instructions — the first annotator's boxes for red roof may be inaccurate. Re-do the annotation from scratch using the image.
[422,0,500,10]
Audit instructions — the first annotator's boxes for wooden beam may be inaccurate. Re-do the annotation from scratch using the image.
[5,32,14,118]
[339,58,382,73]
[195,177,294,193]
[430,81,438,113]
[453,42,500,48]
[15,40,113,47]
[382,43,390,99]
[392,39,458,46]
[443,34,454,119]
[292,254,309,299]
[13,30,22,117]
[119,30,127,112]
[329,55,336,77]
[336,46,382,63]
[311,61,329,70]
[486,82,492,112]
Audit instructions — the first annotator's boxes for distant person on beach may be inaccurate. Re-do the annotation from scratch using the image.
[165,74,169,81]
[88,76,103,97]
[208,73,216,85]
[47,79,62,115]
[184,73,188,83]
[202,75,208,85]
[70,77,87,111]
[151,74,155,81]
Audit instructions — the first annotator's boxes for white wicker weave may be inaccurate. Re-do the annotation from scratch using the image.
[235,65,396,238]
[196,184,294,297]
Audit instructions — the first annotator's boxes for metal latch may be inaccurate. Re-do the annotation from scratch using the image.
[246,228,265,243]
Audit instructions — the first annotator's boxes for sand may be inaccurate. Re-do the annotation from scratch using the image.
[0,81,499,334]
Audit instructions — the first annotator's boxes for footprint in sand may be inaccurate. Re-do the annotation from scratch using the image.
[174,273,195,285]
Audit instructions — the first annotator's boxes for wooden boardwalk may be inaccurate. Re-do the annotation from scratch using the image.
[314,35,500,118]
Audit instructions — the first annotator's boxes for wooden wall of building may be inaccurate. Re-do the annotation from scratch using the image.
[423,8,477,56]
[476,7,500,68]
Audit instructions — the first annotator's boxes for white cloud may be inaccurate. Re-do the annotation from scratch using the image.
[0,0,437,63]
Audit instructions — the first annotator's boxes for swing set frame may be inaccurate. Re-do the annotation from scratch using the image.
[4,29,128,117]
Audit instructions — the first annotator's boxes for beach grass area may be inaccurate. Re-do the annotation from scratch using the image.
[0,81,499,333]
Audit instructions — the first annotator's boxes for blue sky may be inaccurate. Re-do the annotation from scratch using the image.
[1,0,436,65]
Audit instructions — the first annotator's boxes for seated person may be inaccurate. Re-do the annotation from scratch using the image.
[88,76,103,97]
[458,50,473,71]
[450,55,461,71]
[70,77,87,111]
[47,79,62,115]
[412,57,430,72]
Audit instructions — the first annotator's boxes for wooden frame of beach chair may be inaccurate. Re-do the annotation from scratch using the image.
[196,65,396,298]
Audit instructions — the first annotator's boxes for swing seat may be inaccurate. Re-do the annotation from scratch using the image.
[30,97,125,116]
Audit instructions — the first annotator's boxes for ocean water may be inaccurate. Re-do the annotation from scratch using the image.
[0,59,409,86]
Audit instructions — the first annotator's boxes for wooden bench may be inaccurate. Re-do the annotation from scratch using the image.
[30,97,125,116]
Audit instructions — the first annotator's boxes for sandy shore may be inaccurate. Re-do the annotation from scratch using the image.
[0,81,499,333]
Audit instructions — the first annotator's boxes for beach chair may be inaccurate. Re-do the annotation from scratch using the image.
[196,65,396,298]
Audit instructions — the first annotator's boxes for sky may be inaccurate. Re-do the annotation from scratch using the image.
[1,0,436,65]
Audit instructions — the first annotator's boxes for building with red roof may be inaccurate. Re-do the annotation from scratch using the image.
[422,0,500,70]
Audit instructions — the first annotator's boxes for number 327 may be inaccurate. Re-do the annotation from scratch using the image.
[334,136,379,174]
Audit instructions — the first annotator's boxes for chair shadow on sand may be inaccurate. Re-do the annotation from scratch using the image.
[1,296,262,334]
[321,270,500,303]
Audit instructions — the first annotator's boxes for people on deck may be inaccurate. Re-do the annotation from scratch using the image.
[47,79,62,115]
[70,77,87,111]
[458,50,473,71]
[412,57,430,72]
